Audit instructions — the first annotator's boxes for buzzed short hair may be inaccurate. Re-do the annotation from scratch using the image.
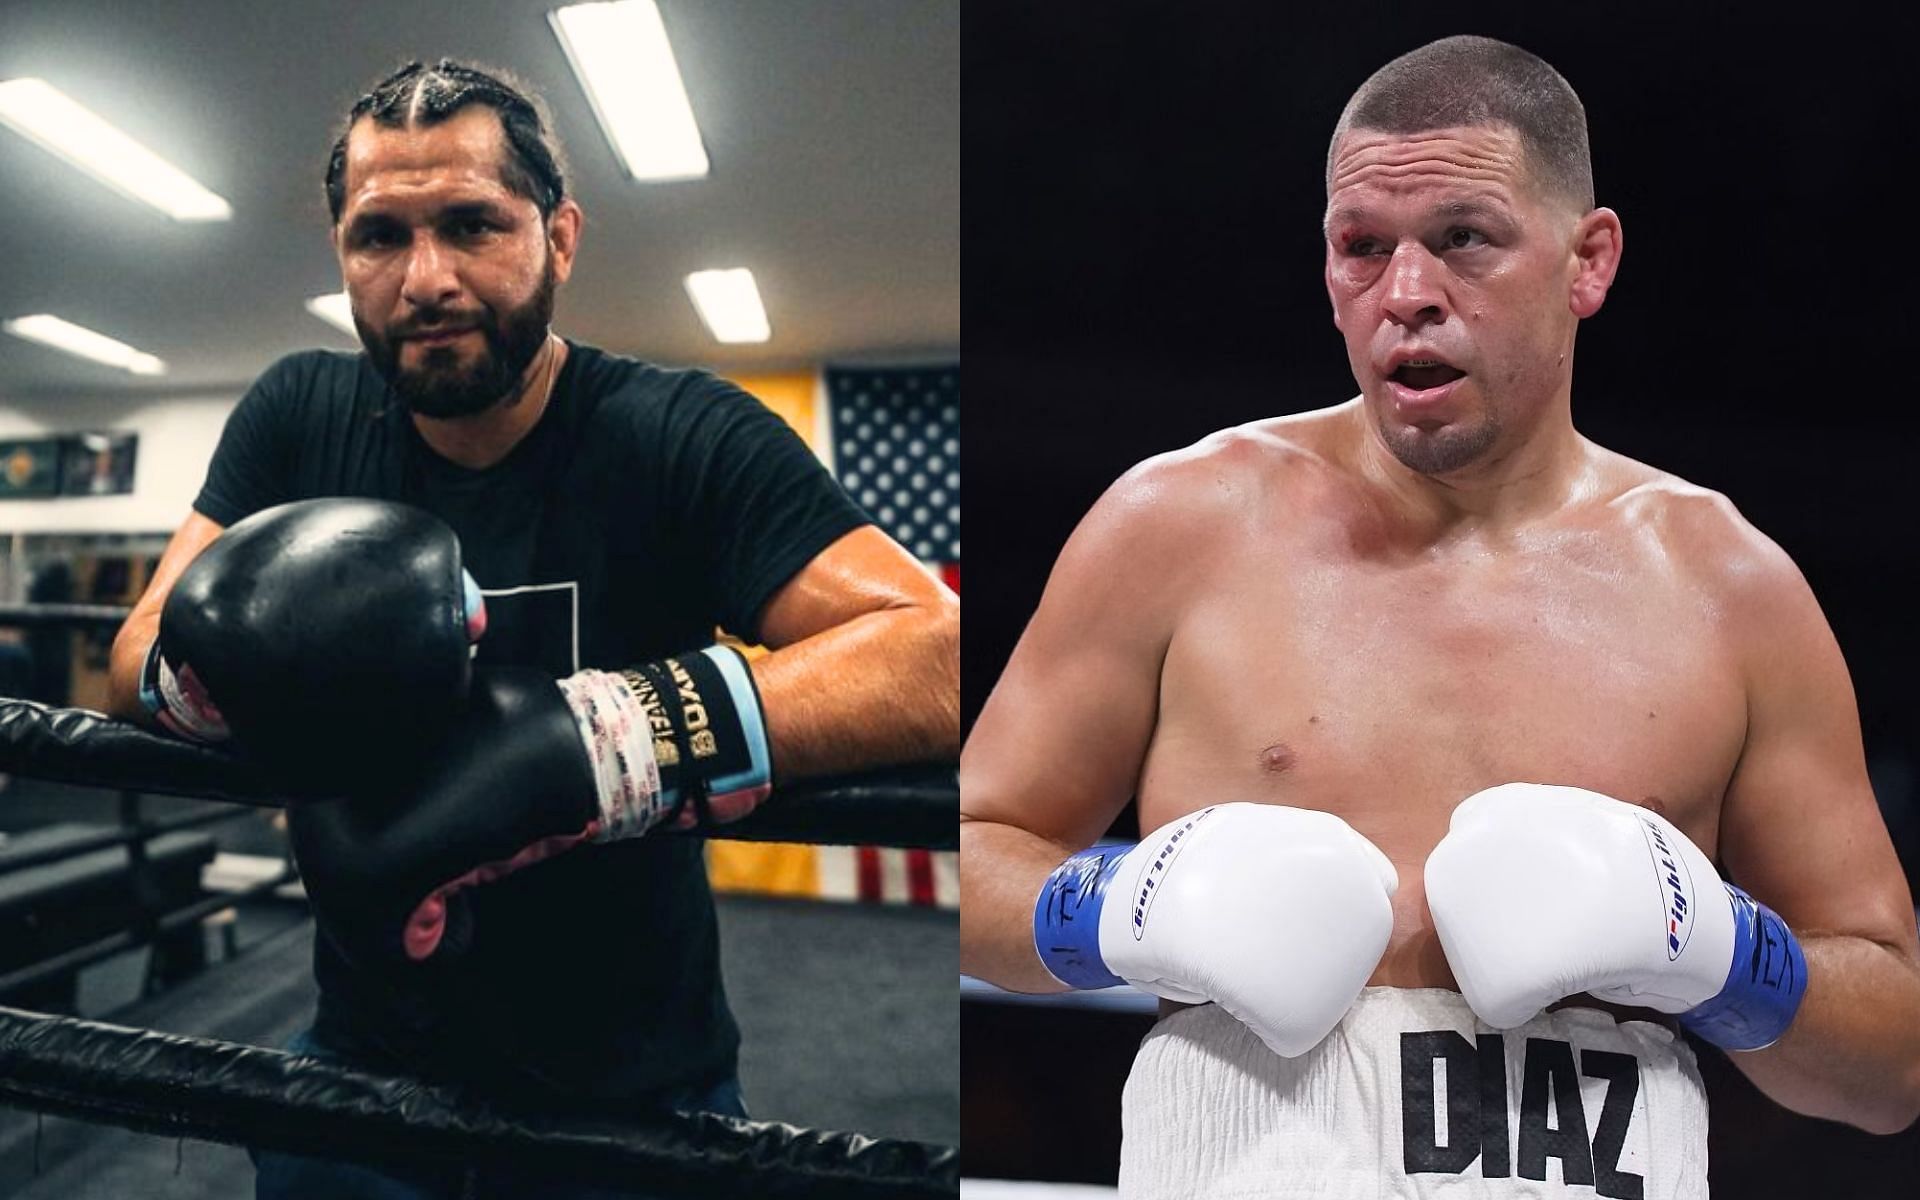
[1328,35,1593,214]
[324,59,570,224]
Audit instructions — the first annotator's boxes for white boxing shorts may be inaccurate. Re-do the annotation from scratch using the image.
[1121,988,1708,1199]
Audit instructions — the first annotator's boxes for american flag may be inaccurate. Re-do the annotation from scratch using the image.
[827,365,960,592]
[825,364,959,907]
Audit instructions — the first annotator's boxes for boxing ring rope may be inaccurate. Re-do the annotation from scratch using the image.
[0,695,959,848]
[0,695,959,1198]
[0,1005,952,1198]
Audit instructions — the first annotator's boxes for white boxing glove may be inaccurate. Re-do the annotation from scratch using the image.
[1033,803,1399,1057]
[1425,783,1806,1050]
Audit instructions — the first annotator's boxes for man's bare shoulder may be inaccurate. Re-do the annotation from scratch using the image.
[1599,447,1806,607]
[1100,402,1358,522]
[1053,403,1359,603]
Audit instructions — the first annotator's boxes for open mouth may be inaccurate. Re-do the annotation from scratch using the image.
[1389,361,1468,391]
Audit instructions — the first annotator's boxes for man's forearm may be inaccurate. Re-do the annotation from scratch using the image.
[102,510,228,724]
[105,614,159,723]
[749,597,959,780]
[1731,932,1920,1134]
[959,817,1076,993]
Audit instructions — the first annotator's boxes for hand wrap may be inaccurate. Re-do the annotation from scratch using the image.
[558,645,773,838]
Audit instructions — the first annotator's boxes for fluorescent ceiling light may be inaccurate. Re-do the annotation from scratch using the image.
[0,78,232,222]
[305,292,358,337]
[4,314,166,375]
[684,268,771,344]
[550,1,711,182]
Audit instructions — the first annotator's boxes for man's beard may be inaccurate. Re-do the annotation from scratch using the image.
[1375,404,1502,477]
[360,256,556,419]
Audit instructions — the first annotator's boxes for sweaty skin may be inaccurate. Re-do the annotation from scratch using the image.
[969,406,1759,996]
[961,123,1920,1135]
[1124,410,1743,991]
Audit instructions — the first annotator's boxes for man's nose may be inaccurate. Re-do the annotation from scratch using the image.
[400,234,461,310]
[1380,242,1447,329]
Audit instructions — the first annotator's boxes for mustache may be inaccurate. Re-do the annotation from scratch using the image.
[391,310,489,339]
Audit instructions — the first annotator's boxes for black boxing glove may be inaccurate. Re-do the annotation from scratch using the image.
[291,648,771,967]
[143,498,487,791]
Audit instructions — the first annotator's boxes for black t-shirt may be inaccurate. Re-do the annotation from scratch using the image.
[195,342,869,1102]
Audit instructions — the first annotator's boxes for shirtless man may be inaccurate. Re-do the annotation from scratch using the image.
[960,35,1920,1198]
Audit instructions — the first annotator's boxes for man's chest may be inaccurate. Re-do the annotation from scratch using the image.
[1142,546,1748,838]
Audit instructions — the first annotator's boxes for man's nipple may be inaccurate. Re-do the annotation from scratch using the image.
[1258,742,1298,774]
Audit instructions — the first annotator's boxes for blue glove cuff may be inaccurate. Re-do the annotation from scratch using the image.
[1680,883,1808,1051]
[1033,844,1133,990]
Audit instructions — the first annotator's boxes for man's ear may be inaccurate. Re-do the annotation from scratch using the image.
[1569,206,1623,319]
[546,199,584,285]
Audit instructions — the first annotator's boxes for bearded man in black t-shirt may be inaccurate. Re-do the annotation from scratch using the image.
[105,59,958,1200]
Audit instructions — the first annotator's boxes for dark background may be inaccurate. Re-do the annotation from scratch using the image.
[964,2,1917,848]
[962,1,1920,1190]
